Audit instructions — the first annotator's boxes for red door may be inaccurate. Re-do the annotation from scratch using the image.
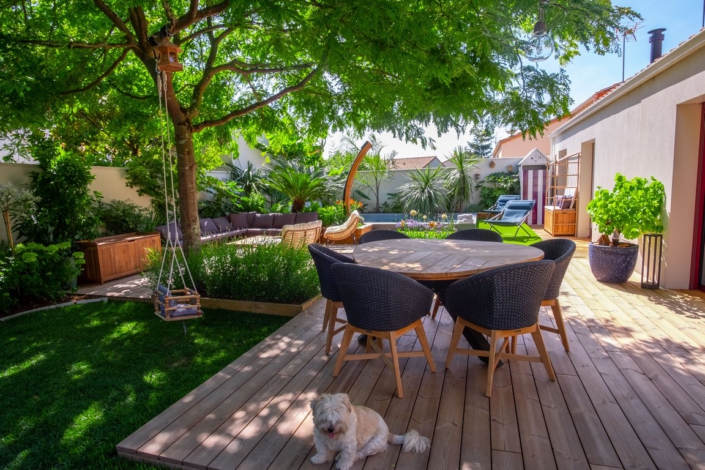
[692,103,705,290]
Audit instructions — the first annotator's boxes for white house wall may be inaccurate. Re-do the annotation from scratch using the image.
[551,42,705,288]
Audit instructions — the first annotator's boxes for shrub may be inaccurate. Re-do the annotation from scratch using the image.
[0,241,85,311]
[99,200,158,236]
[477,171,520,209]
[144,242,319,304]
[199,179,242,218]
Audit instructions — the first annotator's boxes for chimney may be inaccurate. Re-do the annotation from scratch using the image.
[648,28,666,63]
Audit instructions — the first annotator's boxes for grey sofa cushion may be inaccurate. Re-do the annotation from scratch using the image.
[199,218,217,234]
[245,211,257,227]
[228,213,249,229]
[272,213,296,229]
[213,217,232,233]
[253,213,274,228]
[156,222,183,242]
[295,212,319,224]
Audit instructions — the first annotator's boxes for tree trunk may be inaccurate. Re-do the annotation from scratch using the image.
[291,198,305,213]
[174,124,201,252]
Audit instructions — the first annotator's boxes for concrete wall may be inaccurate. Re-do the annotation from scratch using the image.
[551,40,705,288]
[354,157,523,209]
[0,163,151,242]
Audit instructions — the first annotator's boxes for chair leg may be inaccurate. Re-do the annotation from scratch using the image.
[322,300,332,332]
[431,295,441,319]
[325,304,339,355]
[551,300,570,352]
[510,336,517,354]
[485,331,499,397]
[415,322,436,373]
[531,329,556,381]
[520,223,532,237]
[333,326,355,377]
[388,331,404,398]
[445,320,465,369]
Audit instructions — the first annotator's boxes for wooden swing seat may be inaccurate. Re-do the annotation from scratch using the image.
[154,286,202,321]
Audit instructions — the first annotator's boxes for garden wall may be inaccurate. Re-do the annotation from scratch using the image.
[0,163,151,243]
[355,157,522,208]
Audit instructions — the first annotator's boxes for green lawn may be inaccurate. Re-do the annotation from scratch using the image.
[476,221,543,245]
[0,301,289,469]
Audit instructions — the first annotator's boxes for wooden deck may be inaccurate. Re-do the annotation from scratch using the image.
[116,247,705,470]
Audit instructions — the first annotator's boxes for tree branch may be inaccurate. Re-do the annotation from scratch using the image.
[176,24,229,44]
[161,0,177,28]
[59,48,129,95]
[16,39,136,50]
[171,0,231,35]
[92,0,136,44]
[193,67,320,132]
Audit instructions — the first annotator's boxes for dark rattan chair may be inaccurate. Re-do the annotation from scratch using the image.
[330,263,436,398]
[446,228,504,243]
[359,230,409,244]
[443,261,556,397]
[308,244,355,354]
[429,229,504,319]
[519,239,577,352]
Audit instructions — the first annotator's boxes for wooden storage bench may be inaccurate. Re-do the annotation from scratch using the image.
[77,233,162,284]
[544,207,576,236]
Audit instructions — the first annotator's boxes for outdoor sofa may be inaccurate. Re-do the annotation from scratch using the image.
[156,211,319,243]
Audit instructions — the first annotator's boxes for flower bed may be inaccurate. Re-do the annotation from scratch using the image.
[396,212,455,239]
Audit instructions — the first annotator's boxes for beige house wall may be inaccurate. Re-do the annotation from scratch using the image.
[551,39,705,288]
[0,163,151,243]
[495,120,565,158]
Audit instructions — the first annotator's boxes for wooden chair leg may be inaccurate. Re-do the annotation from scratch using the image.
[431,295,441,319]
[415,322,436,373]
[376,336,383,351]
[325,304,339,355]
[551,300,570,352]
[333,326,354,377]
[388,331,404,398]
[445,320,465,369]
[531,329,556,381]
[485,331,499,397]
[510,336,517,354]
[365,337,372,353]
[322,300,332,331]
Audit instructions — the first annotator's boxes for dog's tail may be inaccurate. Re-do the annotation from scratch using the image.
[388,429,430,453]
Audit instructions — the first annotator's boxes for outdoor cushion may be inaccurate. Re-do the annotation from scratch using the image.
[199,218,217,234]
[228,212,249,229]
[560,196,574,209]
[253,213,275,228]
[295,212,319,224]
[212,217,233,232]
[245,228,282,236]
[273,213,296,229]
[156,223,183,242]
[156,285,199,318]
[245,211,257,226]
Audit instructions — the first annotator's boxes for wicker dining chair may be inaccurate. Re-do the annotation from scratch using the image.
[308,244,355,354]
[443,261,556,397]
[359,230,409,244]
[428,228,503,319]
[512,239,577,352]
[330,263,436,398]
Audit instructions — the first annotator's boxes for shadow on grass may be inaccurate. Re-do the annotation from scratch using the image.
[0,301,289,469]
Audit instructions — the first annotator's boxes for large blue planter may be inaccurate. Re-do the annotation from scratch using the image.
[588,243,639,283]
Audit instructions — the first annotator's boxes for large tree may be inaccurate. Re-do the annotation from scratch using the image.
[0,0,637,250]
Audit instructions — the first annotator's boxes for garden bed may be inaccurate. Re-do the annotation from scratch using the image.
[200,294,321,317]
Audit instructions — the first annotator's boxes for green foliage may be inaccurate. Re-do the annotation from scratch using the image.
[266,157,332,212]
[477,171,520,209]
[467,120,495,159]
[444,147,481,212]
[586,173,665,245]
[317,204,346,227]
[145,242,319,304]
[398,167,449,216]
[0,241,84,311]
[98,200,158,236]
[15,138,101,245]
[381,192,405,213]
[0,301,287,468]
[226,160,265,195]
[198,179,243,219]
[239,192,268,214]
[0,182,38,252]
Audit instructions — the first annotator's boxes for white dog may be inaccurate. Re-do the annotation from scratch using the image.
[310,393,430,470]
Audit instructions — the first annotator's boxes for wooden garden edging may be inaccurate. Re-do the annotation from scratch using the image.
[199,295,321,317]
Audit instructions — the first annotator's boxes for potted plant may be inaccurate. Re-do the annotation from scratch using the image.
[586,173,665,283]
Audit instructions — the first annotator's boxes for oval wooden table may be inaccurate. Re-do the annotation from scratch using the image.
[352,238,545,281]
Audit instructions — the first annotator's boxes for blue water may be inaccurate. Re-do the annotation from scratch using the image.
[360,213,406,223]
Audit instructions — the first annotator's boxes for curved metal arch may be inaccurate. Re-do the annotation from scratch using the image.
[343,141,373,215]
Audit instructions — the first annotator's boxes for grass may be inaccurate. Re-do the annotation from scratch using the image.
[0,301,290,469]
[476,221,543,245]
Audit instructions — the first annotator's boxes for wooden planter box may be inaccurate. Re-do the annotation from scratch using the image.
[77,233,162,285]
[200,295,321,317]
[544,207,576,236]
[319,224,373,245]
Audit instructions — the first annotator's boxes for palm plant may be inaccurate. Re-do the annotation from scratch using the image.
[398,167,448,216]
[356,134,396,213]
[444,147,481,212]
[266,157,331,212]
[225,160,264,195]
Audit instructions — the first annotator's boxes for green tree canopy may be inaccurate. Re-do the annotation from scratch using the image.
[0,0,638,249]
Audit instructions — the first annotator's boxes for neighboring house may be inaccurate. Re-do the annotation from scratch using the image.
[550,27,705,289]
[492,84,620,159]
[389,156,442,170]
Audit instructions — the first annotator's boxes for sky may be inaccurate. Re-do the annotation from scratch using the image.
[324,0,705,161]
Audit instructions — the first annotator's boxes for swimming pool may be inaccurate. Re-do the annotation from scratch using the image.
[360,213,474,223]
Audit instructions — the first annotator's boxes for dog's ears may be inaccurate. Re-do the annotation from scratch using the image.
[340,393,352,413]
[310,396,321,413]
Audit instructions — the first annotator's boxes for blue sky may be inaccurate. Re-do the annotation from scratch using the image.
[325,0,704,160]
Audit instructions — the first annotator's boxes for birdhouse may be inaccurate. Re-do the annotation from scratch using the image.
[155,40,183,72]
